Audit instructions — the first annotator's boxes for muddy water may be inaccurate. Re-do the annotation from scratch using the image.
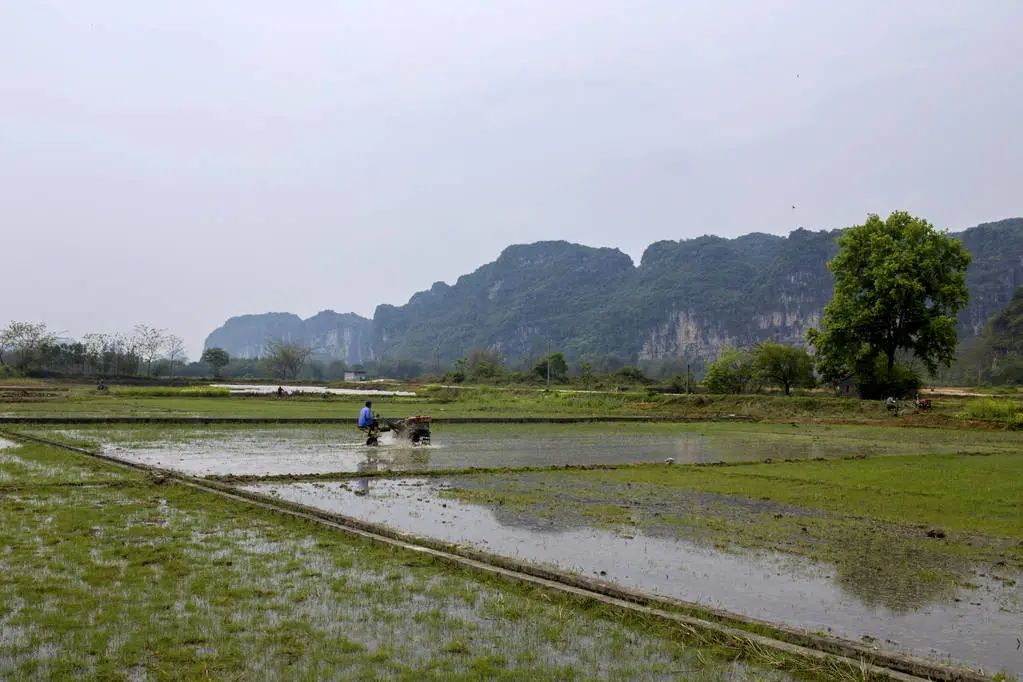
[60,422,999,478]
[245,478,1023,676]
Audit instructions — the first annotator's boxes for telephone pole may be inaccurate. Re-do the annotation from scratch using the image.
[546,339,551,387]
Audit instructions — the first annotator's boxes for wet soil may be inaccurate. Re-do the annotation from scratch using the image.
[244,478,1023,676]
[39,422,1020,478]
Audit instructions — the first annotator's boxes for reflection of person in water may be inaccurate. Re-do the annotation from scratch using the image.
[353,455,379,496]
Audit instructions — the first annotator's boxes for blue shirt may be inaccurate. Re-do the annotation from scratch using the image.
[358,406,373,428]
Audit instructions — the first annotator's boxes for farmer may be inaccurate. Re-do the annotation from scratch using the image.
[358,400,377,430]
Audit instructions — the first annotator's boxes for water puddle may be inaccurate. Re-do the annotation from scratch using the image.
[243,478,1023,676]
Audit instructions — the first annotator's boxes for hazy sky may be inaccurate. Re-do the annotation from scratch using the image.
[3,1,1021,357]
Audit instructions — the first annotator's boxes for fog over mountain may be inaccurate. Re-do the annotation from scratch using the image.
[3,2,1022,357]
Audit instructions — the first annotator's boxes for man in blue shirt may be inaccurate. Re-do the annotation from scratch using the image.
[358,401,376,429]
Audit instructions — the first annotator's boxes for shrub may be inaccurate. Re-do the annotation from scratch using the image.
[960,398,1023,424]
[704,347,757,394]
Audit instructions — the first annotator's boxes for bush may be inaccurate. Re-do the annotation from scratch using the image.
[704,347,757,394]
[960,398,1023,424]
[0,364,24,379]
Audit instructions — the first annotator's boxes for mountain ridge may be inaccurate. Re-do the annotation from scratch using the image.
[205,217,1023,368]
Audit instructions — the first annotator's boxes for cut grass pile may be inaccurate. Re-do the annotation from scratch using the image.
[1,439,806,681]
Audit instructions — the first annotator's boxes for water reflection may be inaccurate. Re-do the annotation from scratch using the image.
[245,478,1023,675]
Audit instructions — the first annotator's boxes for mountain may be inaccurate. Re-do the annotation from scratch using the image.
[206,218,1023,368]
[204,310,374,364]
[957,283,1023,384]
[374,241,635,362]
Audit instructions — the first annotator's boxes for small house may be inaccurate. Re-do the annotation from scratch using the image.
[837,374,858,397]
[344,369,367,382]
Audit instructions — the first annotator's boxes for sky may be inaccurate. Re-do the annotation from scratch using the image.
[2,1,1021,358]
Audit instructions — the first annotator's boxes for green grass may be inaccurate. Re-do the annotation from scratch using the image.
[0,439,810,681]
[443,451,1023,613]
[0,381,980,423]
[595,453,1023,538]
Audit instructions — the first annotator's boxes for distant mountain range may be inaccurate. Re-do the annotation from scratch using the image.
[204,217,1023,368]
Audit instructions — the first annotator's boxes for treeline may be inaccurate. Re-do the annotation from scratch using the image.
[0,322,186,378]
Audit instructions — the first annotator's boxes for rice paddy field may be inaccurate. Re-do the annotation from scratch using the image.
[2,384,1022,679]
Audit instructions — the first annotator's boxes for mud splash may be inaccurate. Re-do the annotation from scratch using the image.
[244,478,1023,676]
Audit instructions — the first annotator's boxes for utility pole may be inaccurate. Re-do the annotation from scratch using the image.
[544,339,552,386]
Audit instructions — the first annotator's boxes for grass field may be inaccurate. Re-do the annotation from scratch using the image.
[0,439,804,681]
[5,381,1022,428]
[3,385,1022,678]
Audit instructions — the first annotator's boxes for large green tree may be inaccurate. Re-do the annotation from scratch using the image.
[807,212,971,383]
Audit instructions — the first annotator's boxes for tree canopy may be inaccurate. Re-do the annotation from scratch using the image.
[262,340,312,379]
[807,212,971,384]
[201,347,231,377]
[0,321,56,371]
[704,347,757,394]
[752,342,815,395]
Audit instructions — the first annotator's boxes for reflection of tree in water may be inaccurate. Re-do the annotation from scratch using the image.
[827,528,963,612]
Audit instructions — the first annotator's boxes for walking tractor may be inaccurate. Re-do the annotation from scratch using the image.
[361,415,432,447]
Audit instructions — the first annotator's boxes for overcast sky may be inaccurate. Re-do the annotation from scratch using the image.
[3,1,1021,357]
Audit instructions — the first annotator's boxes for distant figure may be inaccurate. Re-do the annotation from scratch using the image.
[358,400,376,430]
[885,396,898,412]
[276,386,285,398]
[97,379,108,392]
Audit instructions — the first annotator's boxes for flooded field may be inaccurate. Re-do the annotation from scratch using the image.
[28,421,1023,478]
[246,477,1023,676]
[20,420,1023,675]
[212,383,416,397]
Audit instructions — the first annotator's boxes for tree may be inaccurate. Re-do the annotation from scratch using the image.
[262,340,312,379]
[752,341,815,395]
[164,335,186,372]
[533,352,567,383]
[704,347,757,394]
[808,213,970,390]
[464,347,503,381]
[132,324,166,375]
[201,347,231,377]
[0,321,57,371]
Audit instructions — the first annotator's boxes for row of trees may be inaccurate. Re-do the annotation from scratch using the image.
[704,342,815,395]
[0,322,187,377]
